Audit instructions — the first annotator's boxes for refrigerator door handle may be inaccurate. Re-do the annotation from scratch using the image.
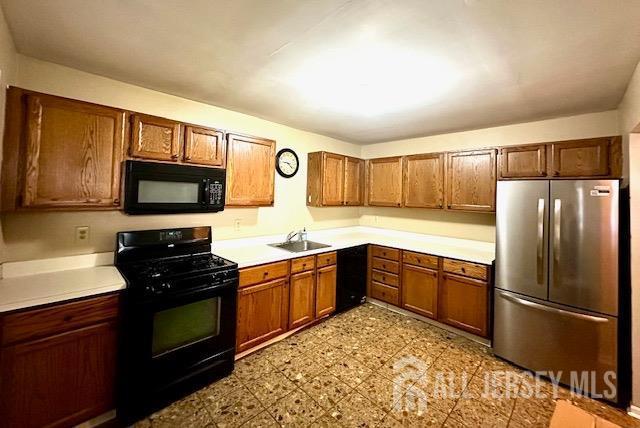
[536,198,545,284]
[553,198,561,287]
[500,293,609,323]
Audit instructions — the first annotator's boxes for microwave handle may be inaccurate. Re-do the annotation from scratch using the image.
[202,179,210,205]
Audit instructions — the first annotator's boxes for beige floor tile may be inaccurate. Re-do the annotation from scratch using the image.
[235,353,277,382]
[448,398,510,427]
[144,392,212,428]
[244,369,297,407]
[328,356,374,388]
[382,406,448,427]
[327,391,387,427]
[356,373,408,412]
[308,413,345,427]
[268,389,325,426]
[201,384,264,427]
[278,354,325,385]
[301,372,353,410]
[240,410,280,427]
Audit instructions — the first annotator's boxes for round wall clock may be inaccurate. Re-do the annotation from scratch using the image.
[276,148,299,178]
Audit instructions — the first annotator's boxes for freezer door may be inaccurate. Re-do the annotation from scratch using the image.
[493,289,618,401]
[549,180,618,316]
[496,180,549,299]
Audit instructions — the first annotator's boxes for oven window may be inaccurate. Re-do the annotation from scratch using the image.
[138,180,200,204]
[152,297,220,357]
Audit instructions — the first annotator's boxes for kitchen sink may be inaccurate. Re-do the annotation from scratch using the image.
[268,240,331,253]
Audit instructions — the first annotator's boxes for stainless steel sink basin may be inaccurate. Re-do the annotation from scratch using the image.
[268,240,331,253]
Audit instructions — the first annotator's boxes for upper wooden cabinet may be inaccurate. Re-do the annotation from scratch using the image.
[499,144,546,178]
[344,156,365,206]
[183,125,225,167]
[130,113,181,161]
[307,151,364,207]
[367,156,403,207]
[445,149,496,212]
[498,137,621,180]
[226,133,276,206]
[403,153,444,209]
[5,90,125,209]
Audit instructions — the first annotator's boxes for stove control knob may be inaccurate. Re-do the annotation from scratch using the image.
[160,282,172,291]
[145,284,156,294]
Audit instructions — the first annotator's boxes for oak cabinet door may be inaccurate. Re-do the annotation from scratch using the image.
[183,125,225,167]
[226,133,276,206]
[236,278,289,353]
[316,264,337,318]
[367,157,403,207]
[446,149,496,212]
[402,264,438,319]
[289,271,316,329]
[499,144,547,178]
[22,94,125,208]
[403,153,444,208]
[344,157,364,206]
[438,273,488,337]
[321,152,345,206]
[130,113,181,161]
[0,322,117,428]
[551,139,610,177]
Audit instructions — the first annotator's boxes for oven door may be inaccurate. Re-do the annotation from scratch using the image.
[124,160,225,214]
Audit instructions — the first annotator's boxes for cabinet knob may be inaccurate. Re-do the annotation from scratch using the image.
[171,154,179,159]
[185,156,192,160]
[113,198,120,205]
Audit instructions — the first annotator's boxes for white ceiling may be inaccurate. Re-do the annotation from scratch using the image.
[2,0,640,144]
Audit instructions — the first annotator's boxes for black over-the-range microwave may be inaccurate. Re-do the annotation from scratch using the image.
[123,160,225,214]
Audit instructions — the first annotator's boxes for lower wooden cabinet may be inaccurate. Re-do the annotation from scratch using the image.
[401,264,438,319]
[236,278,289,353]
[315,264,337,318]
[289,270,316,329]
[0,294,119,428]
[438,273,488,337]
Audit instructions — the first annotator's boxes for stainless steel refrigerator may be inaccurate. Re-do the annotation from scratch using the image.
[494,179,621,402]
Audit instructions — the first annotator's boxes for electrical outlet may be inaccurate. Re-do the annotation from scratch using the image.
[234,219,241,231]
[75,226,89,243]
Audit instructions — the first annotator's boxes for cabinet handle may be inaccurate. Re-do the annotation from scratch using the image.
[185,156,192,160]
[461,267,466,273]
[263,271,268,277]
[171,154,179,159]
[113,198,120,205]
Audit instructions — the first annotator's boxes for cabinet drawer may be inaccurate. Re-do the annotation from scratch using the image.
[443,259,488,281]
[370,281,399,305]
[291,255,316,274]
[371,270,399,287]
[371,246,399,261]
[316,251,337,268]
[239,261,289,288]
[402,251,438,269]
[372,257,399,274]
[1,293,119,346]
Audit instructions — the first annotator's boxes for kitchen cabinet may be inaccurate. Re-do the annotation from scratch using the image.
[226,133,276,206]
[236,277,289,352]
[403,153,444,208]
[438,272,489,337]
[367,156,403,207]
[445,149,496,212]
[183,125,225,167]
[130,113,181,161]
[550,138,610,177]
[289,270,316,329]
[402,263,439,319]
[6,90,125,209]
[316,264,337,318]
[499,144,547,178]
[307,151,364,206]
[0,294,119,428]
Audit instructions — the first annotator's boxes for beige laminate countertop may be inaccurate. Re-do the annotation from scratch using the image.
[213,226,495,268]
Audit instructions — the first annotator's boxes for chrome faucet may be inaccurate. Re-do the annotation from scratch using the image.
[285,228,307,242]
[285,230,299,242]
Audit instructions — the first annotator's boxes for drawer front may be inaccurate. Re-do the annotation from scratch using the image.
[370,281,399,305]
[371,269,399,287]
[316,251,337,268]
[443,258,488,281]
[402,251,439,269]
[371,246,400,261]
[239,261,289,288]
[1,293,119,346]
[291,255,316,274]
[372,257,399,274]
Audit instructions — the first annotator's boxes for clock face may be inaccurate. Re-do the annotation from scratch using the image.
[276,149,299,177]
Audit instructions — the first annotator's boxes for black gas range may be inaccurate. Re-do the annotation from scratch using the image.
[115,226,238,424]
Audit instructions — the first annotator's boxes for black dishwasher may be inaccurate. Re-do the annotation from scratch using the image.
[336,245,368,313]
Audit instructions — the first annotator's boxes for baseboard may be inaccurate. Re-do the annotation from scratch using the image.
[628,404,640,420]
[74,410,116,428]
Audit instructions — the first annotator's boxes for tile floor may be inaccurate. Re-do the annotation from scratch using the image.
[135,303,639,427]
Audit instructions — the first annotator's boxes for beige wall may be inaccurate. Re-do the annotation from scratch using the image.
[1,56,362,262]
[359,111,621,242]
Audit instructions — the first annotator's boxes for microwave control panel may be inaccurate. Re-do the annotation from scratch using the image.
[209,181,224,205]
